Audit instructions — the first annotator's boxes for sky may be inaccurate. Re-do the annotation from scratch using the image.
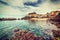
[0,0,60,18]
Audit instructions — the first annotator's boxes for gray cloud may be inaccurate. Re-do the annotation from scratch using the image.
[0,0,9,5]
[50,0,60,4]
[51,0,60,2]
[0,0,30,12]
[24,0,42,7]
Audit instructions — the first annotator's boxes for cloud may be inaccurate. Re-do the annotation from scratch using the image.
[0,0,60,18]
[0,0,30,12]
[51,0,60,2]
[50,0,60,4]
[24,0,42,7]
[0,0,8,5]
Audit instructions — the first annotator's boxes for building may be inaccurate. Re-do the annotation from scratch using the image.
[26,12,39,18]
[48,11,60,18]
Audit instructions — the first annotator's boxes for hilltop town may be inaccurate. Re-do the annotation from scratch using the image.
[21,11,60,21]
[21,10,60,29]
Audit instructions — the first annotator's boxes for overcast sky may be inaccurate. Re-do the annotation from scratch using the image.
[0,0,60,18]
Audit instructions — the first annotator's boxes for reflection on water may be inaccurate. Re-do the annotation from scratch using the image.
[0,20,58,40]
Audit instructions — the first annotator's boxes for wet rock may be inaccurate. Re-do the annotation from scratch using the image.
[52,30,60,38]
[51,38,57,40]
[10,28,59,40]
[34,36,43,40]
[14,28,20,32]
[10,29,35,40]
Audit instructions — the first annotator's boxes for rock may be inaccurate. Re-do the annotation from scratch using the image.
[10,29,35,40]
[51,38,57,40]
[14,28,20,32]
[52,30,60,38]
[34,36,43,40]
[49,11,60,29]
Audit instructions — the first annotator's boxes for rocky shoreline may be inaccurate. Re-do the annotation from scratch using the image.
[10,28,59,40]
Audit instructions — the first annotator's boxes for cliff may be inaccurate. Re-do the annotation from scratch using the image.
[49,11,60,28]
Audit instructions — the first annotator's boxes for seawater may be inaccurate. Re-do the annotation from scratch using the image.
[0,20,57,39]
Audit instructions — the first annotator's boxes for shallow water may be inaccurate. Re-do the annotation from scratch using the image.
[0,20,57,39]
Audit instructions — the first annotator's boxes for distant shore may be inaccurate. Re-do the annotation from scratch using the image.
[0,18,49,21]
[0,18,17,21]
